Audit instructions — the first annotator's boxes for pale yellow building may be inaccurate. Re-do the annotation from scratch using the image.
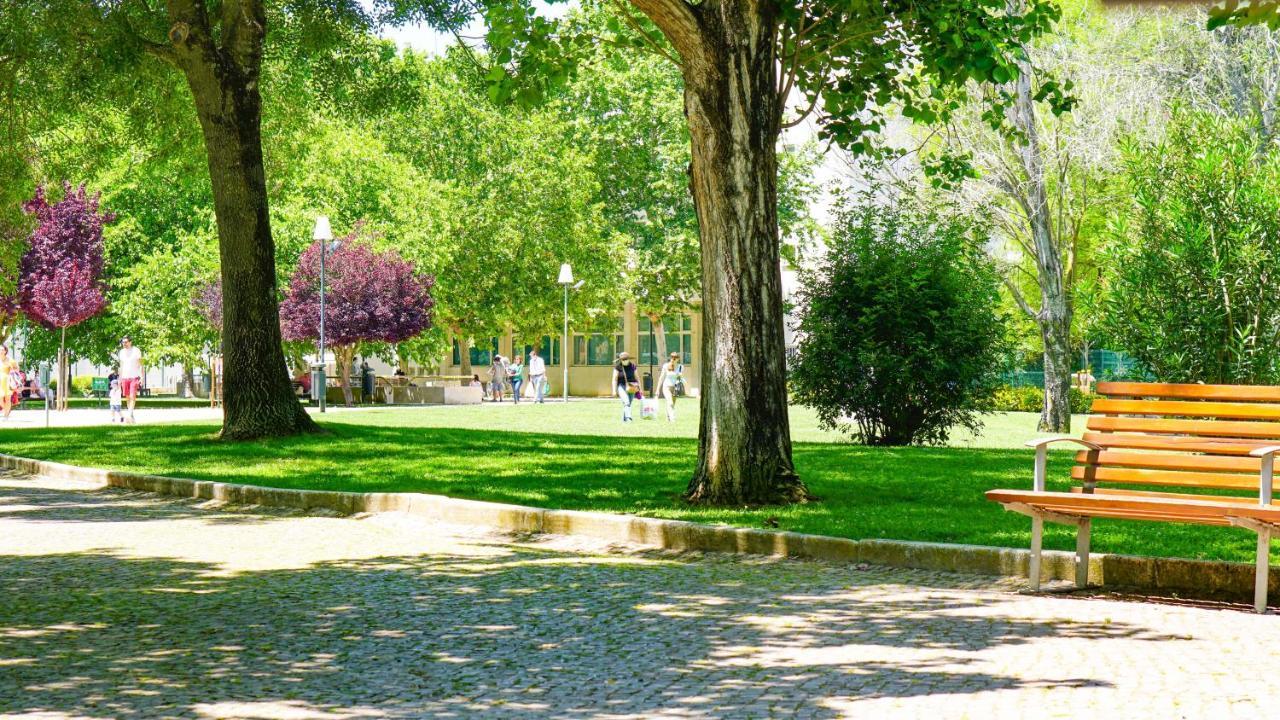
[426,301,701,397]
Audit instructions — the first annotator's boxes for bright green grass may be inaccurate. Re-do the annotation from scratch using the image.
[0,401,1266,564]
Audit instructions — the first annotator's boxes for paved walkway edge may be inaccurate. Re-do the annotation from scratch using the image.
[3,452,1272,601]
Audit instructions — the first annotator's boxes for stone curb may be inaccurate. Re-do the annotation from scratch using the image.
[3,453,1273,602]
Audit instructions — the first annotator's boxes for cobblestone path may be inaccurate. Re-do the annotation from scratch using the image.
[3,470,1280,719]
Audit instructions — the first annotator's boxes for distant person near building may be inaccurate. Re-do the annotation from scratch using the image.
[0,345,17,420]
[489,354,508,402]
[118,336,143,423]
[527,348,547,404]
[508,355,524,405]
[612,351,639,422]
[656,351,685,422]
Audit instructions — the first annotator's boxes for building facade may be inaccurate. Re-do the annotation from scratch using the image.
[425,301,702,398]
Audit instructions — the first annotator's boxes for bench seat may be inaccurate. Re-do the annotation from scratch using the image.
[986,489,1280,527]
[986,381,1280,612]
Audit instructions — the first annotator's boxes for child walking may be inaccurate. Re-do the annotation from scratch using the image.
[109,378,124,423]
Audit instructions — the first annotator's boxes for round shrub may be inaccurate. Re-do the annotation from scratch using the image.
[790,191,1011,445]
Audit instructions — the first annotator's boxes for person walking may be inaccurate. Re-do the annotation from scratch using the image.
[527,348,547,404]
[0,345,17,421]
[117,336,143,423]
[612,351,639,422]
[489,354,508,402]
[507,354,524,404]
[655,351,684,422]
[108,378,124,423]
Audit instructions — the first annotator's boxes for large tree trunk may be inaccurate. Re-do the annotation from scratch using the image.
[183,365,196,398]
[161,1,316,439]
[672,2,807,505]
[1008,45,1072,433]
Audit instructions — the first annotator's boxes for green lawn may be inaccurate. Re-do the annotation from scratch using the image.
[0,401,1267,564]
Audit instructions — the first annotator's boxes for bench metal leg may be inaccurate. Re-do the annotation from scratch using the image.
[1029,516,1043,591]
[1075,518,1092,589]
[1257,529,1271,614]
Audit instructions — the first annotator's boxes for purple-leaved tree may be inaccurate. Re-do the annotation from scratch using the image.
[280,228,434,406]
[19,182,113,411]
[193,279,223,333]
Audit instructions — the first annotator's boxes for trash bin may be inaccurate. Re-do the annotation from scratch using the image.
[201,372,212,396]
[310,363,326,403]
[642,372,653,394]
[361,366,375,401]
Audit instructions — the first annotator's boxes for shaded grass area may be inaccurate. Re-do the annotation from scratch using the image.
[0,417,1269,564]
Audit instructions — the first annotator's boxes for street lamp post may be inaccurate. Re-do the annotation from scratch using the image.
[313,216,333,413]
[558,263,573,403]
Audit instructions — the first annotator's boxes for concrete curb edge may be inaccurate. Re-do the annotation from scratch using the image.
[3,452,1272,601]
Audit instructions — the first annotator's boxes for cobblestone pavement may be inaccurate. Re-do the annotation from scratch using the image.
[3,470,1280,719]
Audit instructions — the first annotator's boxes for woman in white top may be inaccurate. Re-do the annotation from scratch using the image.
[655,352,684,422]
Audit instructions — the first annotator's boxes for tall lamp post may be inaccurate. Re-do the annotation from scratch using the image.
[313,216,333,413]
[557,264,584,403]
[558,264,573,403]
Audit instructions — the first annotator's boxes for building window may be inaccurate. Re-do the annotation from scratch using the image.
[515,336,561,366]
[574,319,624,366]
[453,337,499,367]
[639,314,693,365]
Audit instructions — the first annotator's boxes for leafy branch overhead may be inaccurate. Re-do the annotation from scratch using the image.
[473,0,1075,177]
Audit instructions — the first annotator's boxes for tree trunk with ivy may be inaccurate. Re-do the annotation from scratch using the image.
[154,0,316,439]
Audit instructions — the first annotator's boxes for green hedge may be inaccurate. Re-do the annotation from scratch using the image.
[990,385,1096,414]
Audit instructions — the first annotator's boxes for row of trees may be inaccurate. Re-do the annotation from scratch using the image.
[901,2,1280,433]
[3,0,1264,504]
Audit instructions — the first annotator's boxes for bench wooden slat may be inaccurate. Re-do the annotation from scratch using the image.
[1091,398,1280,420]
[1086,416,1280,439]
[1073,450,1262,474]
[1080,432,1271,456]
[1070,465,1260,490]
[987,489,1280,521]
[1097,381,1280,402]
[1070,487,1265,504]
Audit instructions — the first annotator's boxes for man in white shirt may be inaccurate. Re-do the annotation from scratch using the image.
[527,348,547,404]
[117,336,143,423]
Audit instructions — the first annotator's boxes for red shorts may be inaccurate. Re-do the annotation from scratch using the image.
[121,378,141,397]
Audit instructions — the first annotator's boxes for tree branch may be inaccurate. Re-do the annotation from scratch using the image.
[1002,275,1039,318]
[629,0,704,66]
[612,0,681,67]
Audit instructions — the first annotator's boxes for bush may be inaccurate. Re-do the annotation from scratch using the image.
[72,375,94,397]
[991,385,1097,414]
[790,190,1010,445]
[1103,112,1280,384]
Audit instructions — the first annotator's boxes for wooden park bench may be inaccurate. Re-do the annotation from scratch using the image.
[987,381,1280,613]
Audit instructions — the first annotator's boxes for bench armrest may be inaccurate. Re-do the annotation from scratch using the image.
[1024,436,1102,451]
[1250,447,1280,504]
[1026,436,1101,493]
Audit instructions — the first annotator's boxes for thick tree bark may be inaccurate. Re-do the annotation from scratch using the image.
[160,1,316,439]
[1008,49,1072,433]
[653,1,806,505]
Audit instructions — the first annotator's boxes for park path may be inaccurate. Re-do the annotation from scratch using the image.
[2,470,1279,719]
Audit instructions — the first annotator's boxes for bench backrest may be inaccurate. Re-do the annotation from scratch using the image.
[1078,382,1280,493]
